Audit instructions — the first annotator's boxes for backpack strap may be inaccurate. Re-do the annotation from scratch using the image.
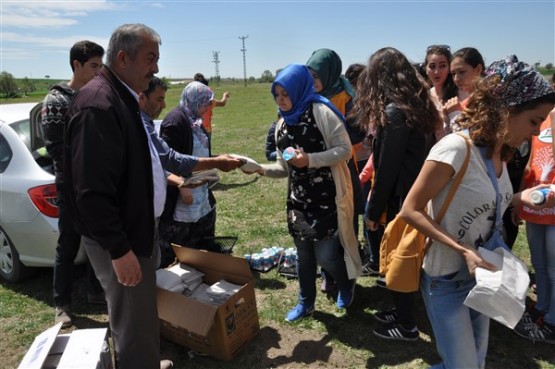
[434,133,471,223]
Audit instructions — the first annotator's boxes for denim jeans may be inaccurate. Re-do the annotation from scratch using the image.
[53,182,103,307]
[526,222,555,326]
[294,234,349,307]
[421,271,490,369]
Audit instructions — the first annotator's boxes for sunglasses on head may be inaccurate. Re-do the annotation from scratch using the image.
[427,44,451,52]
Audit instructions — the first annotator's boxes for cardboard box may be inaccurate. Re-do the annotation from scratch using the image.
[18,323,112,369]
[157,245,260,361]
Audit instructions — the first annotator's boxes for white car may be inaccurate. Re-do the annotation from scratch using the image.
[0,103,86,282]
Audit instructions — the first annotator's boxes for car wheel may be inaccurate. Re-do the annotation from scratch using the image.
[0,227,34,282]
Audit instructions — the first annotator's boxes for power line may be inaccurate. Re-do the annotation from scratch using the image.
[238,35,249,87]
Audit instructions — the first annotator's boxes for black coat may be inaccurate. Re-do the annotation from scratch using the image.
[64,66,155,259]
[366,104,435,223]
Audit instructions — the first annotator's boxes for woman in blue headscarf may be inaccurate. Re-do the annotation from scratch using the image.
[257,64,362,322]
[307,48,367,292]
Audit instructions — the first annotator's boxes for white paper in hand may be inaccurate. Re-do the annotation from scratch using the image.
[463,247,529,329]
[230,154,263,173]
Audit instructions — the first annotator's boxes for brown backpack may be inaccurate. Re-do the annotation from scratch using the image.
[379,133,471,292]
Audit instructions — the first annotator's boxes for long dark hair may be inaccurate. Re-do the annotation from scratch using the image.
[352,47,441,135]
[424,46,457,102]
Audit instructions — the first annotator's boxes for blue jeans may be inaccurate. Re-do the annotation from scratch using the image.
[421,271,490,369]
[526,222,555,325]
[294,234,349,307]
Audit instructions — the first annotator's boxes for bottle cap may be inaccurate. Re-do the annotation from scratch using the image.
[530,189,547,205]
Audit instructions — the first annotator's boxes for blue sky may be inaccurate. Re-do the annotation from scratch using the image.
[1,0,554,80]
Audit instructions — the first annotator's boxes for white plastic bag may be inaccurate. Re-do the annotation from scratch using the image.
[463,247,530,329]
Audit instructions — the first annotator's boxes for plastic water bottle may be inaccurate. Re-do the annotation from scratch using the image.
[283,147,295,161]
[251,254,262,271]
[530,185,555,205]
[283,249,293,268]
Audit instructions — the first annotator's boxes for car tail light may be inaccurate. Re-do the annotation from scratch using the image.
[28,184,59,218]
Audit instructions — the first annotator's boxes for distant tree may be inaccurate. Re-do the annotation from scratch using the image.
[546,63,553,70]
[248,76,256,83]
[45,75,50,79]
[535,62,541,68]
[260,70,274,83]
[160,76,171,89]
[0,71,19,98]
[21,77,35,94]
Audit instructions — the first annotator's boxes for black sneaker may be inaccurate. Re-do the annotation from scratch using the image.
[373,322,419,341]
[374,308,399,324]
[361,261,380,277]
[376,277,386,289]
[519,308,544,325]
[514,320,555,344]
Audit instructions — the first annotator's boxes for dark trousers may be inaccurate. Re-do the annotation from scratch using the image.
[84,236,160,369]
[295,234,350,307]
[53,182,103,307]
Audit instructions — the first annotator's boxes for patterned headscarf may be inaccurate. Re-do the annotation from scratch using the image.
[179,81,214,125]
[484,55,554,107]
[271,64,345,126]
[306,48,356,99]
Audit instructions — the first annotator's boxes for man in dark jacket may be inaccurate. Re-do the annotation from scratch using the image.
[65,24,241,369]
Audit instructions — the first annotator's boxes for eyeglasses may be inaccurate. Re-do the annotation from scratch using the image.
[427,44,451,52]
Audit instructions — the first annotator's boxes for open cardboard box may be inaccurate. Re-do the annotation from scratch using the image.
[156,244,260,361]
[18,322,112,369]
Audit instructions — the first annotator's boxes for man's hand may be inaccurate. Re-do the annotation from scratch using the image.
[212,154,244,172]
[112,250,142,287]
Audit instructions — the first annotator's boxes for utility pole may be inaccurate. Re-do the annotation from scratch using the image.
[239,35,249,87]
[212,51,220,86]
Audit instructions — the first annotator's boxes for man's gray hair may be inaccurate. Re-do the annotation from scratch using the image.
[106,24,161,67]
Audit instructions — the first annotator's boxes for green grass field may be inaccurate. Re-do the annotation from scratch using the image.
[1,82,554,369]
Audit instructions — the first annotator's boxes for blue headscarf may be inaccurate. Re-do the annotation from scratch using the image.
[271,64,345,126]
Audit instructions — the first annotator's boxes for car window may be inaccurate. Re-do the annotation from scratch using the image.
[10,119,32,151]
[0,134,13,173]
[30,102,45,152]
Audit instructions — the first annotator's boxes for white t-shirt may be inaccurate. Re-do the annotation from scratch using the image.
[422,133,512,277]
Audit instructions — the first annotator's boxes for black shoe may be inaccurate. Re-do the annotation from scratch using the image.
[518,308,544,325]
[376,277,386,289]
[361,261,380,277]
[55,306,73,328]
[373,322,419,341]
[374,308,399,324]
[514,321,555,344]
